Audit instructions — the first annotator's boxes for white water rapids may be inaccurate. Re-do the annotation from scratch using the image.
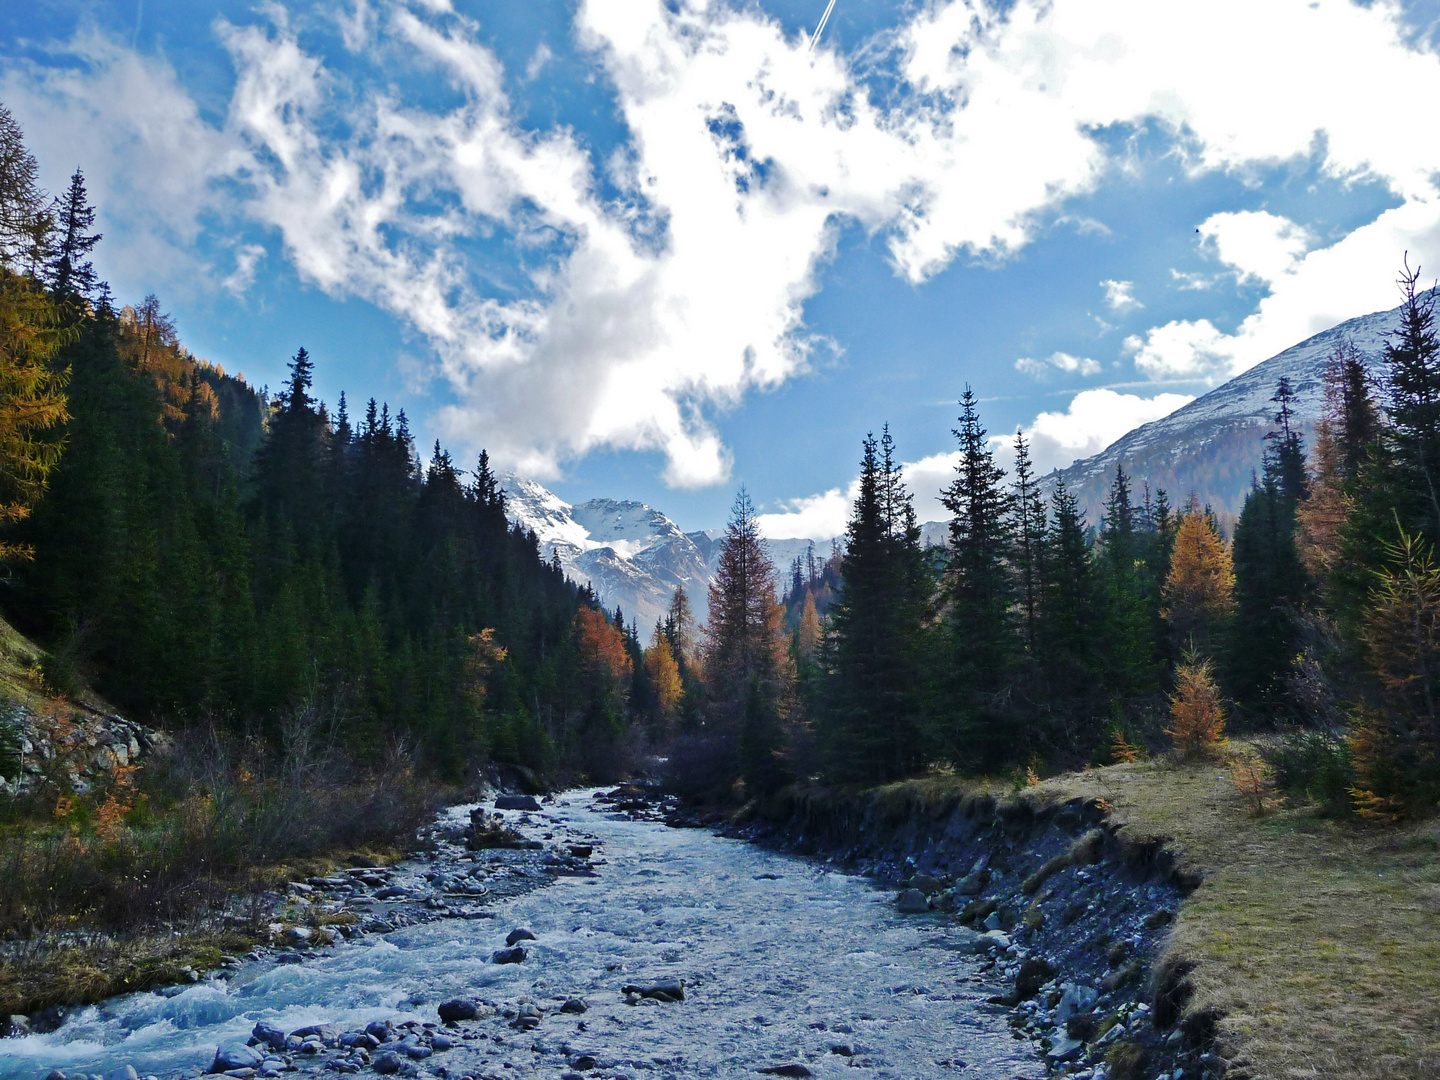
[0,791,1045,1079]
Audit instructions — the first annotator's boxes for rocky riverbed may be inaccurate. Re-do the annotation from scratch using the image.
[2,787,1053,1080]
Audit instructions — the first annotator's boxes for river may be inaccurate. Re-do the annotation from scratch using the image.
[1,791,1046,1080]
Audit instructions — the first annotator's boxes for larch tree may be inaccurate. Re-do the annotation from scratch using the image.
[1163,500,1235,656]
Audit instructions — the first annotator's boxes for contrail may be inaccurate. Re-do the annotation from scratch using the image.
[808,0,837,51]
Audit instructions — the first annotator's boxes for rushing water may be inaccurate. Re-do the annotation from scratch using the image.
[1,792,1045,1080]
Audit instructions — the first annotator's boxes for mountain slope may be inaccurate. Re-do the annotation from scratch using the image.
[1048,295,1410,519]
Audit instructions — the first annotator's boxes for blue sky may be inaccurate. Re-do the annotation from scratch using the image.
[6,0,1440,535]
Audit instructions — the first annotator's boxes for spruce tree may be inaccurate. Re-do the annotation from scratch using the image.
[1229,381,1312,718]
[704,489,790,792]
[822,428,931,782]
[47,169,101,304]
[940,389,1017,767]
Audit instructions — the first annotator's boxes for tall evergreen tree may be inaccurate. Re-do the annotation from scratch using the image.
[1230,383,1311,717]
[940,389,1017,767]
[821,428,932,782]
[704,489,791,792]
[46,169,101,304]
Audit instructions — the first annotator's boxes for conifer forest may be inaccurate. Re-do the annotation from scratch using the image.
[1,102,1439,820]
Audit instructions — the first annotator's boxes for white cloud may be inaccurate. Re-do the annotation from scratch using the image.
[1100,279,1142,312]
[1016,350,1101,378]
[222,243,267,295]
[991,389,1194,474]
[10,0,1440,486]
[755,485,855,542]
[525,42,553,81]
[1199,210,1313,286]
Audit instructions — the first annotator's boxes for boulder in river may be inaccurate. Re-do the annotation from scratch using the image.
[895,888,929,914]
[505,928,537,946]
[759,1066,813,1078]
[622,978,684,1002]
[559,998,588,1014]
[251,1022,287,1051]
[210,1043,264,1073]
[567,845,593,858]
[437,998,479,1023]
[495,795,542,811]
[492,946,527,964]
[372,1051,404,1075]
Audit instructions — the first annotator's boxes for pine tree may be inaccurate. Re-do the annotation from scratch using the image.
[1095,463,1162,700]
[1037,479,1096,718]
[822,428,932,782]
[47,169,101,304]
[1384,258,1440,544]
[940,389,1017,767]
[1011,430,1046,653]
[704,489,791,792]
[1230,382,1311,717]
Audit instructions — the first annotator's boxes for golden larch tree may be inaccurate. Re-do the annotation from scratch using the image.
[0,269,69,561]
[1163,504,1235,654]
[644,633,683,721]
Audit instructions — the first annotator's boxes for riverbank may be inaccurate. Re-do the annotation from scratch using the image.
[690,753,1439,1080]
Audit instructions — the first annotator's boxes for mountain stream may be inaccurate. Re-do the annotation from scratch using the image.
[1,791,1046,1080]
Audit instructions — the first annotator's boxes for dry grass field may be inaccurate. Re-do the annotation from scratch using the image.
[1042,755,1440,1079]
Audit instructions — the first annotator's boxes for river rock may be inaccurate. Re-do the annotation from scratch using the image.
[1046,1034,1085,1063]
[559,998,588,1014]
[438,998,479,1022]
[895,888,929,913]
[1056,983,1100,1023]
[978,929,1011,951]
[372,1052,404,1075]
[289,1023,340,1048]
[910,873,944,894]
[211,1043,264,1073]
[567,845,593,858]
[954,869,988,896]
[505,928,537,946]
[492,946,527,964]
[106,1066,139,1080]
[495,795,541,811]
[251,1022,287,1051]
[365,1019,394,1042]
[622,978,684,1002]
[758,1067,813,1078]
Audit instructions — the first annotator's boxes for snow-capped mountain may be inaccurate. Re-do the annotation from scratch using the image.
[1048,293,1413,519]
[500,475,712,629]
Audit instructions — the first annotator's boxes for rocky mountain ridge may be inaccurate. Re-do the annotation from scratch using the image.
[1045,292,1419,519]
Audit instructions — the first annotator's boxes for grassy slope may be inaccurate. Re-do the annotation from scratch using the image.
[1038,757,1440,1080]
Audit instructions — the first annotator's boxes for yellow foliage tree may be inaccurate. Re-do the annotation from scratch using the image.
[644,634,683,720]
[1168,655,1227,757]
[0,268,69,562]
[575,607,632,694]
[1163,505,1235,654]
[463,627,508,713]
[797,589,820,659]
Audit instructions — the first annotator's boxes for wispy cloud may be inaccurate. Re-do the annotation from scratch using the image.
[1100,279,1142,313]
